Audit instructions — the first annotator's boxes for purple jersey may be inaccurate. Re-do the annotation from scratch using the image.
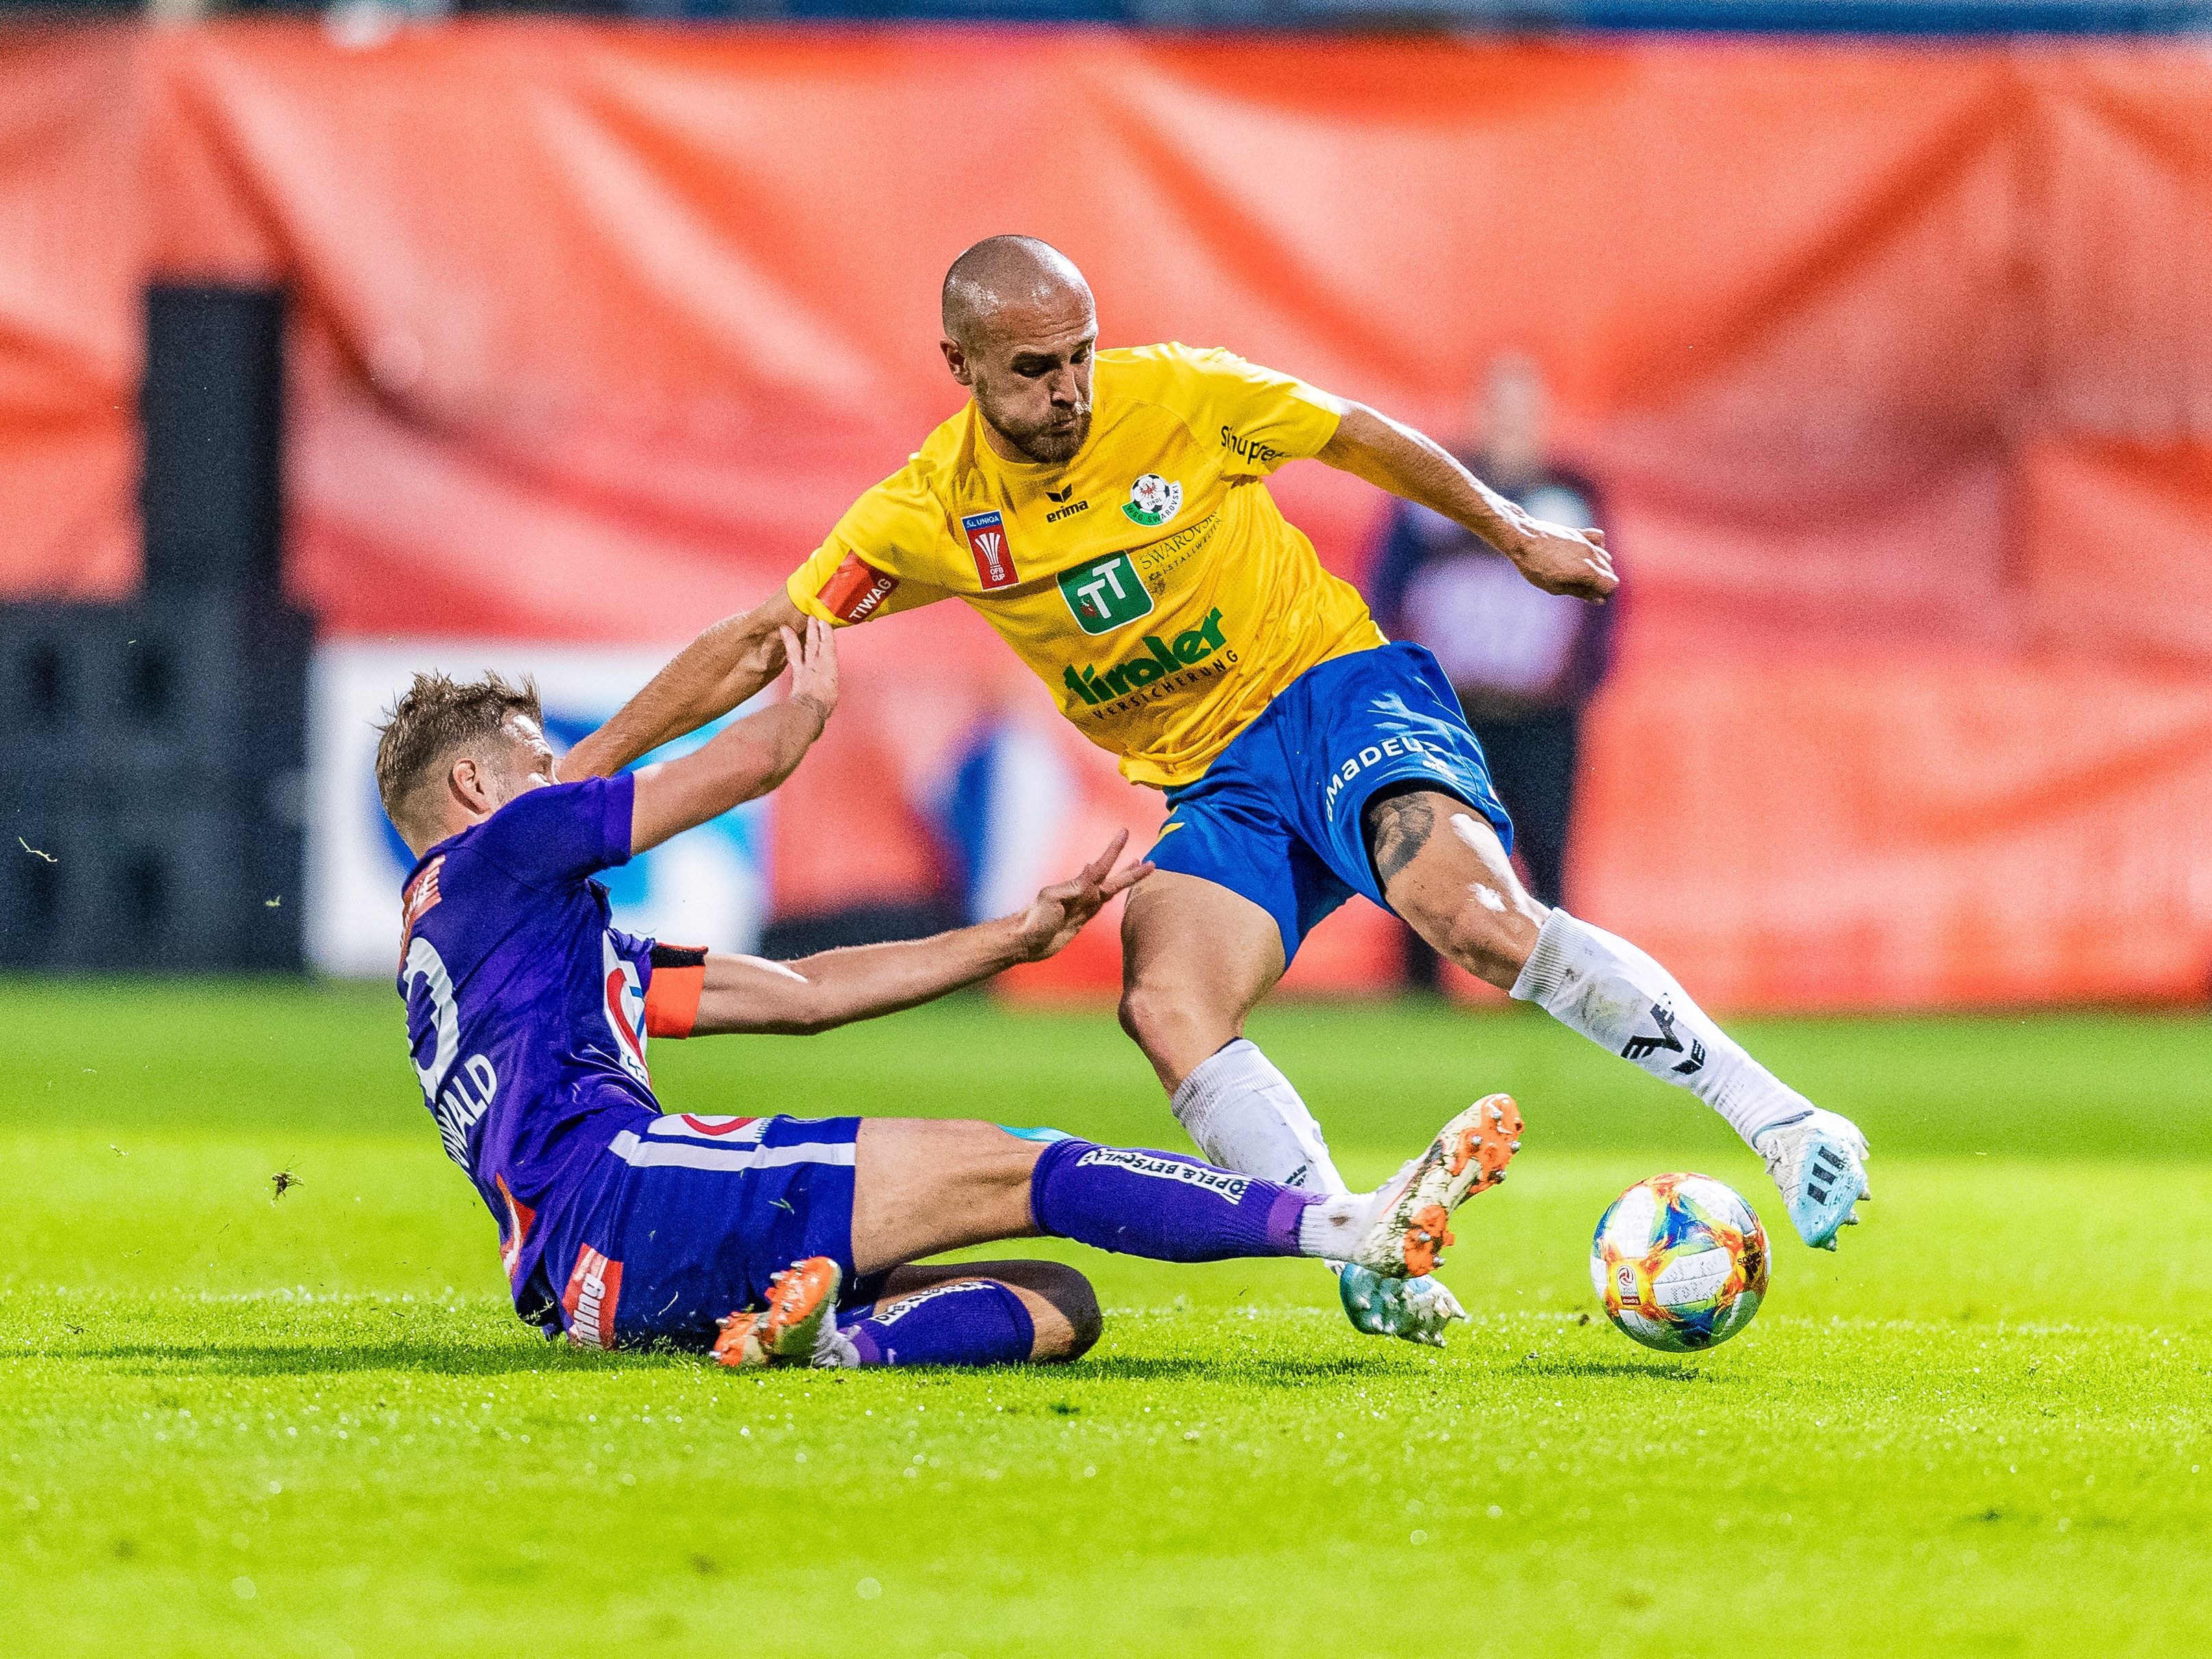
[395,774,660,1317]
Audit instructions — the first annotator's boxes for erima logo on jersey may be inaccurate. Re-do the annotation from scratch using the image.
[1076,1146,1249,1202]
[1062,608,1228,707]
[817,551,898,623]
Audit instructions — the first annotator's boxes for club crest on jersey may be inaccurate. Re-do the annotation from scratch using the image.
[1121,473,1182,527]
[1056,551,1155,635]
[960,510,1019,591]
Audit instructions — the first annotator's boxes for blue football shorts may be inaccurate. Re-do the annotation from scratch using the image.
[547,1112,865,1352]
[1146,640,1514,966]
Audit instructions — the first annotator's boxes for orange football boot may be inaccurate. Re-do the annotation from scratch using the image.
[711,1256,842,1369]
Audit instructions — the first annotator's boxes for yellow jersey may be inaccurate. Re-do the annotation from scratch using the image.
[785,343,1387,788]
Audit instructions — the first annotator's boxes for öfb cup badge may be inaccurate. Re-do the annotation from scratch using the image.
[961,510,1019,590]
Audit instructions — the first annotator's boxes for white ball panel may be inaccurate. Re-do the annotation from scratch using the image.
[1613,1307,1674,1348]
[1602,1185,1661,1249]
[1651,1246,1729,1309]
[1680,1175,1757,1232]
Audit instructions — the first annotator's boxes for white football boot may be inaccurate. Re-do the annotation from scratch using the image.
[1337,1264,1467,1348]
[1344,1094,1524,1282]
[1753,1108,1872,1250]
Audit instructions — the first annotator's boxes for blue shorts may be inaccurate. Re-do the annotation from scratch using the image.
[1148,641,1513,965]
[547,1113,865,1352]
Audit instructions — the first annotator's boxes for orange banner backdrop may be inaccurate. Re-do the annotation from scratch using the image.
[3,25,2211,1005]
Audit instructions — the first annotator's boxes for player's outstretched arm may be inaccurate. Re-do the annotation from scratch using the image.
[563,590,812,783]
[1316,403,1617,603]
[627,618,838,854]
[675,834,1152,1037]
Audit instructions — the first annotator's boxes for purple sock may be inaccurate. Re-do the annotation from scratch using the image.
[1029,1138,1317,1262]
[838,1279,1036,1367]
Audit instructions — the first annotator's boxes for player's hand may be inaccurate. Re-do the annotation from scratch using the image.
[778,616,839,732]
[1012,830,1154,962]
[1504,519,1617,603]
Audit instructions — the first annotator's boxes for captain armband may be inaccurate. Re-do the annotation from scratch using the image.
[644,945,708,1038]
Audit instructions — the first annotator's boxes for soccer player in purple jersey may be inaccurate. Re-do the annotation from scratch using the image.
[377,618,1523,1368]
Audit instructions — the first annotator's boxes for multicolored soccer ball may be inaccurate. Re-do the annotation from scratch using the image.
[1590,1173,1769,1353]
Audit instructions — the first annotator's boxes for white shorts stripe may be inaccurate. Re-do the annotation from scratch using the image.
[645,1115,769,1143]
[606,1130,856,1174]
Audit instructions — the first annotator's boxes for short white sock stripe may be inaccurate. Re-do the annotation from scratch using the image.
[606,1131,856,1173]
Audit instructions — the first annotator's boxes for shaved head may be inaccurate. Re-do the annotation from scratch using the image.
[941,235,1091,349]
[939,236,1099,466]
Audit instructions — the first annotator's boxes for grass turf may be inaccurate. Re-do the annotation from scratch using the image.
[5,981,2211,1657]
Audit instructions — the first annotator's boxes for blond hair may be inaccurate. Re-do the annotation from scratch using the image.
[373,669,542,840]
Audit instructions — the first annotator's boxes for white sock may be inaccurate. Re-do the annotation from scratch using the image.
[1295,1191,1374,1260]
[1169,1038,1347,1195]
[1509,910,1813,1149]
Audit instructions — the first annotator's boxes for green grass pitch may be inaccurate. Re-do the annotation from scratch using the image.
[6,982,2211,1657]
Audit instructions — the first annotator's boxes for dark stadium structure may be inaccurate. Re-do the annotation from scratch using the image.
[0,286,312,972]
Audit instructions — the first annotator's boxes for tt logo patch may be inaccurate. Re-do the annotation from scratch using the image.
[1057,551,1154,634]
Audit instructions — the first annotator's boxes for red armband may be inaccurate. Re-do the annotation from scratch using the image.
[645,945,707,1038]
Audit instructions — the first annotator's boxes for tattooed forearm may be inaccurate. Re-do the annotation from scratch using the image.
[1363,788,1437,889]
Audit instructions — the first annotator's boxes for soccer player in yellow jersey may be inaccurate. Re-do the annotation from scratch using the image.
[567,236,1872,1347]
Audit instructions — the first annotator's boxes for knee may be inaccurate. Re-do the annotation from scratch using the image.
[1117,980,1198,1064]
[1024,1264,1102,1362]
[1424,892,1545,988]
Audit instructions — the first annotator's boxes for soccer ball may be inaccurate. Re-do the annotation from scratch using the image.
[1590,1173,1769,1353]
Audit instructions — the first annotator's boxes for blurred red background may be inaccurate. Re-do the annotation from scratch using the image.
[4,24,2209,1006]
